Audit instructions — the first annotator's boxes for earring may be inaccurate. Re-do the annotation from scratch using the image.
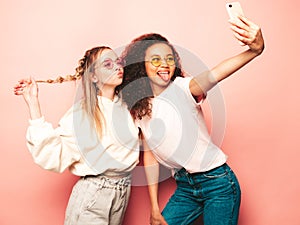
[93,82,99,92]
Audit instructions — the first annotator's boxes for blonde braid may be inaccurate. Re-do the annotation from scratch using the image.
[36,56,87,84]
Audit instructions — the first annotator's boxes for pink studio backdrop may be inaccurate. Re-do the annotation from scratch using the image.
[1,0,299,224]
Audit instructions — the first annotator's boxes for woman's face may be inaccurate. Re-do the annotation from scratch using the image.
[93,49,123,89]
[144,43,176,95]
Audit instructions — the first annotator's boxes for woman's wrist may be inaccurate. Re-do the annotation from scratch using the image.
[25,96,39,105]
[27,99,42,120]
[151,204,161,214]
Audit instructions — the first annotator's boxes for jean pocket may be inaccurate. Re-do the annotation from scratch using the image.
[202,165,228,179]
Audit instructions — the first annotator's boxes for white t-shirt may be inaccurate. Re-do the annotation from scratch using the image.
[26,96,139,177]
[138,77,227,173]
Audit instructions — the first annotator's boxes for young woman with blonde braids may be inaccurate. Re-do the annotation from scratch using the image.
[14,46,139,225]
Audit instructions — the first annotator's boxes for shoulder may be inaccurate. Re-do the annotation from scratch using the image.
[170,76,193,95]
[174,76,192,88]
[173,76,202,105]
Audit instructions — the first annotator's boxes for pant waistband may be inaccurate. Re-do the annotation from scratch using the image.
[83,173,131,189]
[175,163,227,176]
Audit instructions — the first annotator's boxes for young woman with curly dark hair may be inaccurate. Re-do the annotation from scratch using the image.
[120,15,264,225]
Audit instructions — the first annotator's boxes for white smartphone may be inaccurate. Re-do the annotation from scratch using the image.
[226,2,244,20]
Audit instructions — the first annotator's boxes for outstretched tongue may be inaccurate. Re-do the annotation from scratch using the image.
[157,72,169,82]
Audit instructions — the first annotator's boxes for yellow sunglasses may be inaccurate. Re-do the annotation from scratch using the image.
[147,55,176,67]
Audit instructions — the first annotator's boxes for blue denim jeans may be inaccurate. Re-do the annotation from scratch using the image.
[162,163,241,225]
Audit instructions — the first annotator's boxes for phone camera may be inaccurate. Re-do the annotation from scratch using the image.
[229,4,232,7]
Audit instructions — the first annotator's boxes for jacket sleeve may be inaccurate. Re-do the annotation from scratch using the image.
[26,107,82,173]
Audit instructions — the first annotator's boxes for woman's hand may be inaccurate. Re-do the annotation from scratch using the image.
[150,210,168,225]
[14,77,42,120]
[14,78,39,104]
[229,15,265,55]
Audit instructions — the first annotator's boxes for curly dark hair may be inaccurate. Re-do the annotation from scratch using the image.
[118,33,184,120]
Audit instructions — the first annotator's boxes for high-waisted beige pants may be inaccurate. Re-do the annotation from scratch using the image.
[64,174,131,225]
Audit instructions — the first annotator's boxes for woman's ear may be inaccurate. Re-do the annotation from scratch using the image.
[91,74,98,83]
